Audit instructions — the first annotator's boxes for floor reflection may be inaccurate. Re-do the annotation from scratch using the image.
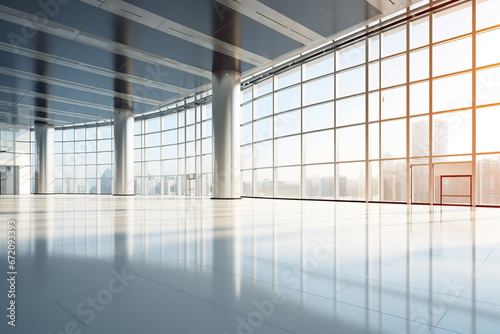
[0,195,499,333]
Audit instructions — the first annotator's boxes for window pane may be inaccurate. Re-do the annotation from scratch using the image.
[410,81,429,116]
[433,3,472,42]
[276,167,301,198]
[98,139,111,151]
[242,102,253,123]
[241,145,252,170]
[255,168,273,197]
[276,67,301,89]
[433,72,472,112]
[254,117,273,142]
[178,111,185,127]
[146,118,161,132]
[86,165,96,178]
[86,140,96,152]
[98,152,111,164]
[410,17,429,49]
[337,41,365,70]
[242,170,252,196]
[134,149,141,162]
[145,147,161,161]
[275,135,301,166]
[381,54,406,88]
[86,127,96,140]
[410,48,429,82]
[369,92,379,122]
[336,95,365,126]
[369,36,380,61]
[145,161,161,176]
[163,145,177,159]
[381,86,406,119]
[369,161,380,201]
[381,119,406,158]
[336,67,365,98]
[202,104,212,120]
[186,125,195,141]
[477,106,500,153]
[242,87,252,104]
[254,95,273,119]
[303,102,334,132]
[276,85,301,112]
[477,28,500,68]
[63,142,74,153]
[98,126,112,139]
[255,78,273,97]
[369,61,379,91]
[433,37,472,77]
[476,66,500,107]
[162,160,177,175]
[254,140,273,168]
[337,162,365,200]
[303,130,334,164]
[275,109,301,137]
[369,123,379,160]
[163,114,177,130]
[336,125,365,162]
[202,138,212,154]
[382,25,406,57]
[304,164,334,199]
[202,120,212,138]
[54,130,62,141]
[304,75,334,105]
[476,0,500,30]
[304,54,334,80]
[186,109,196,125]
[75,128,85,140]
[410,116,429,157]
[63,129,74,141]
[145,133,161,147]
[381,160,407,202]
[241,123,252,145]
[477,154,500,205]
[163,129,177,145]
[411,165,429,203]
[433,110,472,155]
[202,155,212,173]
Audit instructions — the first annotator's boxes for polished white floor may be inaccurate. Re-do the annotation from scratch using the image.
[1,195,499,333]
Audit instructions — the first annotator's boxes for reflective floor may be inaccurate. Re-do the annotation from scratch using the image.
[1,195,499,333]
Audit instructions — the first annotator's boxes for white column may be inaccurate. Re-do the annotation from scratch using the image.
[212,70,241,199]
[34,122,54,194]
[113,109,134,195]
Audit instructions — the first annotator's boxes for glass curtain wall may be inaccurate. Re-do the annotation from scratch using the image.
[134,104,213,196]
[241,0,500,206]
[48,124,114,194]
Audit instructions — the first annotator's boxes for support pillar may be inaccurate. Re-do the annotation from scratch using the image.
[113,17,134,196]
[113,109,134,195]
[212,70,241,199]
[34,122,54,194]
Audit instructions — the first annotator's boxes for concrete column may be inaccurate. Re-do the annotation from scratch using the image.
[113,109,134,195]
[34,122,54,194]
[212,70,241,199]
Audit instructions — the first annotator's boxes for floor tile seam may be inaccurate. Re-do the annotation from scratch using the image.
[52,299,89,329]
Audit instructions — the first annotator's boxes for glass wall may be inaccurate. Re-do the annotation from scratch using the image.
[241,0,500,206]
[134,104,213,196]
[51,124,113,194]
